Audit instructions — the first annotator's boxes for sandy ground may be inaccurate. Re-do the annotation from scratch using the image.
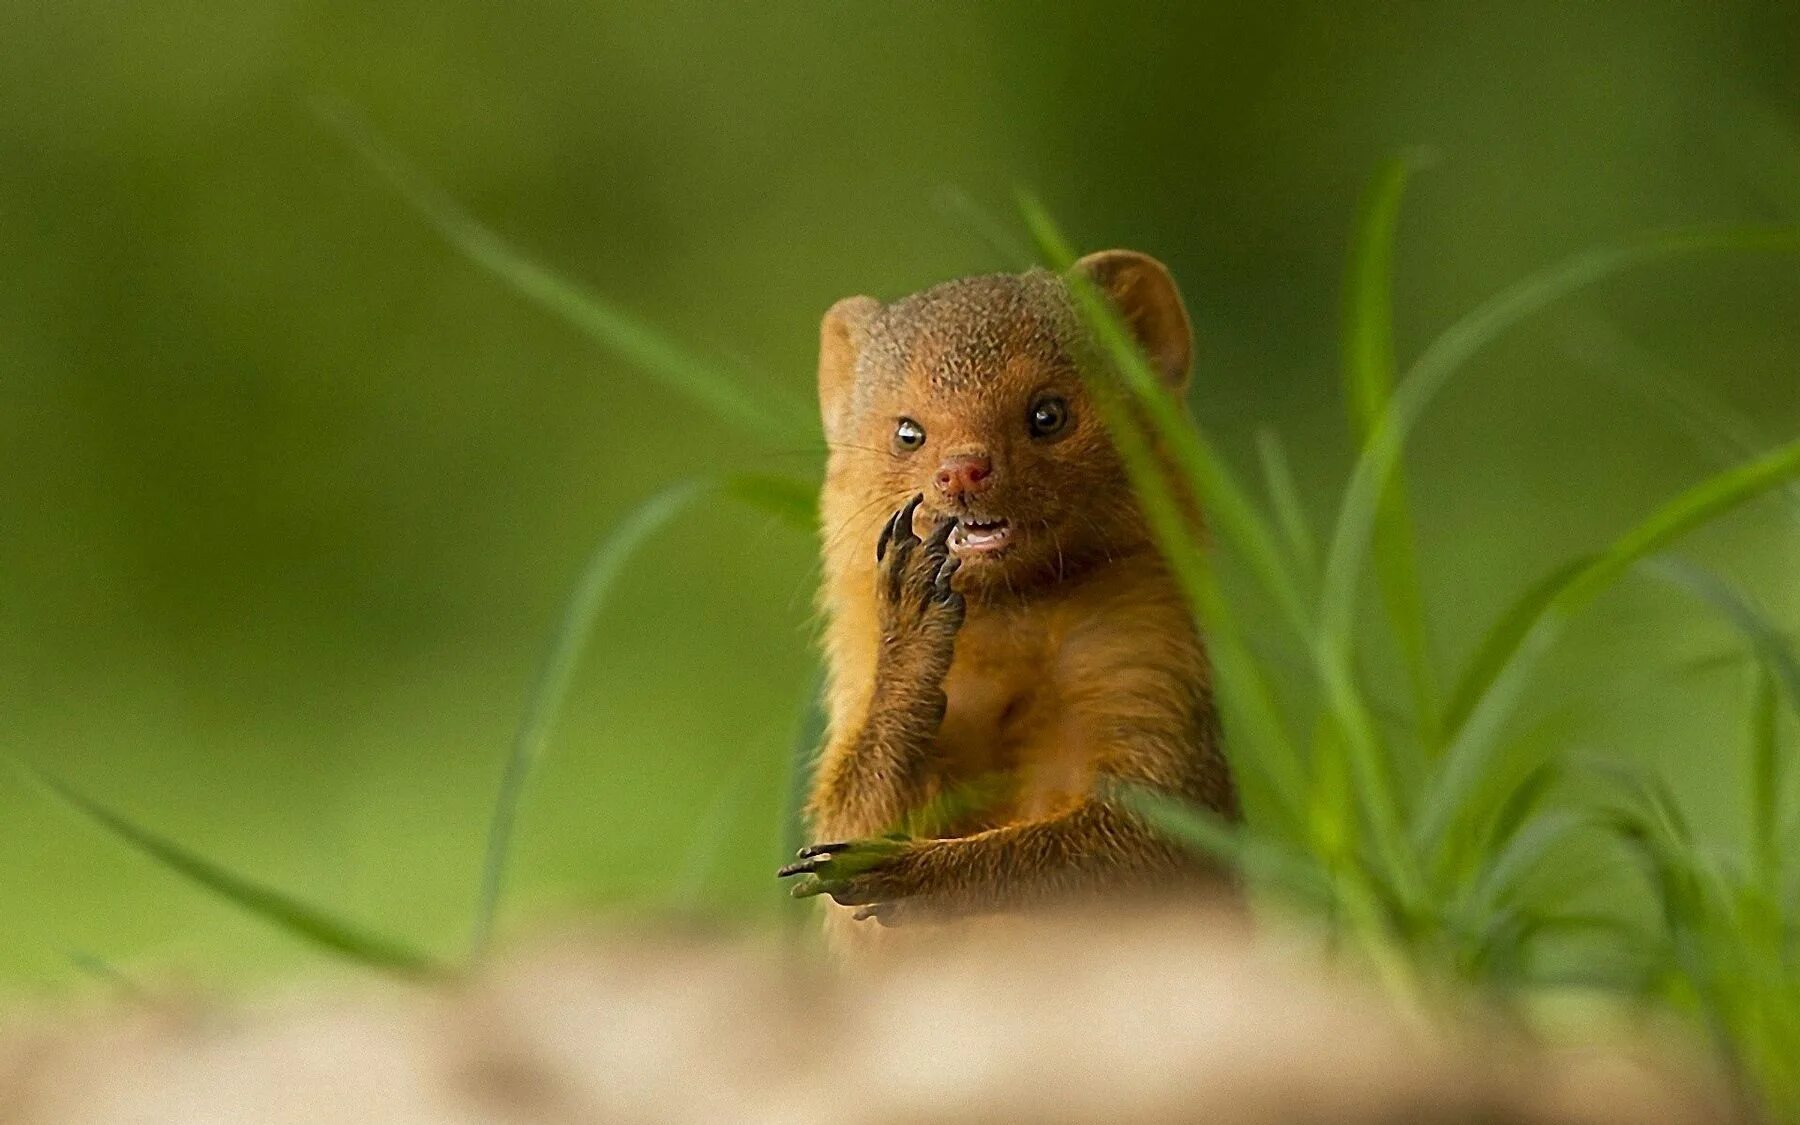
[0,908,1733,1124]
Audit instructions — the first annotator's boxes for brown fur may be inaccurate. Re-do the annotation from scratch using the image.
[796,252,1239,951]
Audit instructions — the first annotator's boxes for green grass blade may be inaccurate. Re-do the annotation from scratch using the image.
[673,737,765,910]
[1432,743,1565,890]
[722,472,818,532]
[1113,783,1330,905]
[21,763,441,978]
[66,950,149,1000]
[471,473,817,956]
[1341,155,1414,436]
[1023,196,1414,894]
[932,186,1037,270]
[1482,751,1560,851]
[779,670,826,928]
[1640,556,1800,711]
[471,479,708,956]
[1420,439,1800,852]
[1639,555,1800,899]
[313,97,804,442]
[1748,662,1781,898]
[1019,196,1311,831]
[1554,314,1800,528]
[1018,192,1312,640]
[1255,428,1318,589]
[1440,556,1592,740]
[1321,225,1800,657]
[1342,152,1439,740]
[1463,808,1596,919]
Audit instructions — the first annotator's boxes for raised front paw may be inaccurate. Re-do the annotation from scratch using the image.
[874,494,964,667]
[777,836,915,915]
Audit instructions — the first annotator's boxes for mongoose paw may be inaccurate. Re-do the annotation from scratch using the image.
[850,901,909,927]
[777,835,913,906]
[874,494,964,661]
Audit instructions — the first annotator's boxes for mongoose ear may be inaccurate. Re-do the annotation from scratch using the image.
[819,295,881,442]
[1071,250,1193,391]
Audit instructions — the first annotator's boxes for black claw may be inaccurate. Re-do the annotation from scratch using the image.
[895,494,924,545]
[876,510,899,563]
[925,516,957,556]
[791,877,849,900]
[798,841,852,859]
[854,903,904,926]
[933,553,962,597]
[827,884,877,907]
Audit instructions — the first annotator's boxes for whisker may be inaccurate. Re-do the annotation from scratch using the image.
[1075,509,1118,567]
[820,487,916,559]
[769,441,893,460]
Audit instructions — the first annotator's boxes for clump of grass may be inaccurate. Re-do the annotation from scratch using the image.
[1027,165,1800,1114]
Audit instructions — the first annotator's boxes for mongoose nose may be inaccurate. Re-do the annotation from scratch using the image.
[934,454,993,502]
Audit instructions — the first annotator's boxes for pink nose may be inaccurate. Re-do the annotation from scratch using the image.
[934,455,992,502]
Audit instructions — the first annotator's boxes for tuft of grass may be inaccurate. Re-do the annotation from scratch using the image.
[1342,151,1439,744]
[1027,171,1800,1113]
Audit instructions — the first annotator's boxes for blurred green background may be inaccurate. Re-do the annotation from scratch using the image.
[2,2,1797,994]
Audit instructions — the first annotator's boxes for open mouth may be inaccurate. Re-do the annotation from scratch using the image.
[950,517,1012,555]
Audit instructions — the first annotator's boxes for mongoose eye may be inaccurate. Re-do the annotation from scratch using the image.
[1027,396,1069,438]
[893,417,926,453]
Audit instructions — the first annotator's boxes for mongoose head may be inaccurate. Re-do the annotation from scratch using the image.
[817,251,1193,596]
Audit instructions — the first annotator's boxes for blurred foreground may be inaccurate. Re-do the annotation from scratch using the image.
[0,909,1727,1125]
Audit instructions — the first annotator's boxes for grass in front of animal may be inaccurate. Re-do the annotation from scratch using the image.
[16,118,1800,1119]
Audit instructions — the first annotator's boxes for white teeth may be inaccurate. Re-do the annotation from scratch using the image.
[951,520,1011,552]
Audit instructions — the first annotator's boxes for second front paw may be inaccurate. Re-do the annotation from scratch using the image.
[776,836,916,907]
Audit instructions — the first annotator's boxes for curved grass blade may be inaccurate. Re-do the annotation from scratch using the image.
[932,186,1037,270]
[1320,225,1800,657]
[1747,662,1782,898]
[1419,439,1800,852]
[470,473,816,956]
[1440,556,1591,740]
[1342,152,1439,740]
[723,472,818,532]
[1020,195,1311,836]
[1018,192,1311,639]
[1462,808,1598,922]
[1029,185,1427,905]
[1026,196,1414,895]
[1553,314,1800,527]
[1255,428,1318,589]
[20,763,441,978]
[1640,556,1800,710]
[67,950,150,1002]
[313,97,805,442]
[1112,783,1330,906]
[1639,555,1800,897]
[779,671,827,898]
[673,735,767,909]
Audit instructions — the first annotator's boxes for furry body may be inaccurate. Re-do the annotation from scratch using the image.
[783,254,1238,948]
